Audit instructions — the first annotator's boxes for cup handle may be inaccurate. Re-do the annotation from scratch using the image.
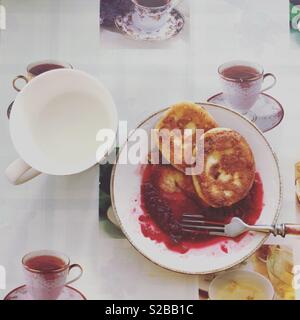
[5,158,41,185]
[115,16,123,28]
[65,264,83,286]
[12,75,29,92]
[261,73,277,93]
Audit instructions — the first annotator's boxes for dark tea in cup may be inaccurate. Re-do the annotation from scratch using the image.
[220,65,261,83]
[135,0,170,7]
[25,255,66,272]
[28,63,65,77]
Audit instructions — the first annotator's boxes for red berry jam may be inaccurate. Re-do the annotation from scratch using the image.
[139,164,264,254]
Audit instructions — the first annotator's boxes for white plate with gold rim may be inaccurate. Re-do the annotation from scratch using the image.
[111,103,282,274]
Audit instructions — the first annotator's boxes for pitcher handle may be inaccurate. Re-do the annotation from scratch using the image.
[5,158,41,185]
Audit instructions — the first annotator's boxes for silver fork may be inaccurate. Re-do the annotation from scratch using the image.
[180,214,300,238]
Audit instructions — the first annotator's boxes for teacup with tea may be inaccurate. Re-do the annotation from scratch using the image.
[12,59,73,92]
[131,0,177,32]
[22,250,83,300]
[218,61,277,115]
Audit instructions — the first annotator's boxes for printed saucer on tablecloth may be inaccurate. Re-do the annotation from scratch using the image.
[3,285,86,300]
[207,92,284,133]
[115,9,184,41]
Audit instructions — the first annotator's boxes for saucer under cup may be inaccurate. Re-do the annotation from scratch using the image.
[115,9,184,41]
[4,285,86,300]
[207,93,284,132]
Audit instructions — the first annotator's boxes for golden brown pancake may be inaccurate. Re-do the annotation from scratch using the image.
[156,165,197,197]
[192,128,255,207]
[154,102,218,172]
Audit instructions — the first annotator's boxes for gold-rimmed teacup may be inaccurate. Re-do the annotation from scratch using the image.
[12,59,73,92]
[22,250,82,300]
[130,0,178,32]
[218,60,277,115]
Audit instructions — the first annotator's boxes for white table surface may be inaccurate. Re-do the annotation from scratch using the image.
[0,0,300,300]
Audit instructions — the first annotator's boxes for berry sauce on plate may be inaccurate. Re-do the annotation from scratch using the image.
[139,164,264,254]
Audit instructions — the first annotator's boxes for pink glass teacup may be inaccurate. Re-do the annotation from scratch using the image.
[22,250,83,300]
[218,60,277,115]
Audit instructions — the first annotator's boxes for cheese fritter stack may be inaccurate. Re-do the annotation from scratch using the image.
[154,102,218,172]
[192,128,256,207]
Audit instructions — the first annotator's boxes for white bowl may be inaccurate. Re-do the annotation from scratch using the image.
[10,69,118,176]
[209,270,274,300]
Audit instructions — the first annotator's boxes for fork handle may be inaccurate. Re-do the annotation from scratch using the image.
[280,224,300,237]
[247,224,300,237]
[247,225,275,234]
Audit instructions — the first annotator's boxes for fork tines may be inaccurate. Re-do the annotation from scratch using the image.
[180,214,226,236]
